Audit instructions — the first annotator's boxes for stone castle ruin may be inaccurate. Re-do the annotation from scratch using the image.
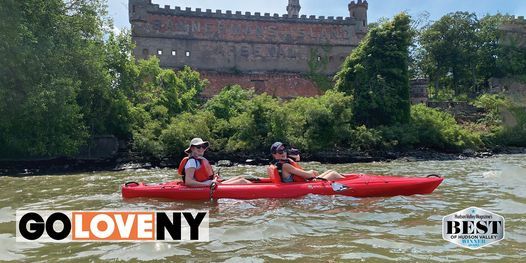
[129,0,368,98]
[489,16,526,102]
[500,16,526,48]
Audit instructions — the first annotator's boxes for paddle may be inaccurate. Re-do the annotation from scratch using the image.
[331,182,350,192]
[209,181,218,200]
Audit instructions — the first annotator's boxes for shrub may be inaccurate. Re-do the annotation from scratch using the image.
[160,111,216,157]
[410,104,482,150]
[275,90,354,152]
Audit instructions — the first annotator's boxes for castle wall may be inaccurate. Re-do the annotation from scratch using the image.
[130,0,362,75]
[500,16,526,48]
[200,72,321,98]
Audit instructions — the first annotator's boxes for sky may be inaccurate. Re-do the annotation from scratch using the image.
[108,0,526,31]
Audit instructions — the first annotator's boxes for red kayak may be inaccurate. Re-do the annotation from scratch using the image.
[121,174,443,200]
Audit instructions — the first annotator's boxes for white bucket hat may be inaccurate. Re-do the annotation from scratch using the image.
[184,138,210,153]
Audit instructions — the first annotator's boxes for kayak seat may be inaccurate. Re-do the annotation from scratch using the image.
[267,165,282,184]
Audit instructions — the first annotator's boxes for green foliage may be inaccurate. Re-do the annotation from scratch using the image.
[379,105,483,151]
[205,86,280,153]
[307,46,330,74]
[497,44,526,79]
[379,124,419,149]
[132,119,164,158]
[409,104,482,150]
[275,90,354,152]
[2,5,524,160]
[471,94,526,147]
[0,0,107,157]
[226,94,280,152]
[348,125,384,152]
[127,56,209,156]
[306,46,334,91]
[419,12,479,97]
[471,94,506,121]
[418,13,522,98]
[335,13,412,127]
[205,85,252,120]
[496,106,526,146]
[160,111,216,157]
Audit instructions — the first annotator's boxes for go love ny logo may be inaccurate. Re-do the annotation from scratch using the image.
[16,211,209,242]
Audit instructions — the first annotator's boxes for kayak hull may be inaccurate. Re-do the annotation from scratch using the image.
[121,174,443,200]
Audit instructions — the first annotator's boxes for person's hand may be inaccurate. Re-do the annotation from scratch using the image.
[311,170,319,177]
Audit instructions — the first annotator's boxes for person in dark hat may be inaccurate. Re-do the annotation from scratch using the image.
[269,142,345,183]
[178,138,252,187]
[287,147,301,162]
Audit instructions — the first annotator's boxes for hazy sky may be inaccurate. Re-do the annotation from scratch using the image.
[108,0,525,30]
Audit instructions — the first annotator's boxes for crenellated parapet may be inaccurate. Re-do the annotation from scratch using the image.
[508,15,526,24]
[130,0,357,25]
[129,0,368,78]
[500,15,526,47]
[129,0,370,98]
[348,0,368,33]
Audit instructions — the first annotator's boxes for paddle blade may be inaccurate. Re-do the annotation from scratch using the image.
[331,182,350,192]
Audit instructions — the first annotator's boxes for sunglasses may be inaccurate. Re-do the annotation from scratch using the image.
[193,145,208,149]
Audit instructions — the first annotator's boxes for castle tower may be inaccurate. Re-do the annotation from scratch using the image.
[129,0,149,23]
[349,0,368,32]
[287,0,301,17]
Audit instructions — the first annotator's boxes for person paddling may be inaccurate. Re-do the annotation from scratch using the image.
[270,142,346,182]
[178,138,251,187]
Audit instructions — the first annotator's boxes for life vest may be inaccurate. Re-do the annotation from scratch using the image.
[267,165,282,184]
[178,157,214,182]
[271,158,307,182]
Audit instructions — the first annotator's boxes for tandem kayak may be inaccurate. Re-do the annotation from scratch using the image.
[121,174,443,200]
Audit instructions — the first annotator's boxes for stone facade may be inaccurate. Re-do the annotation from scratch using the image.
[500,16,526,48]
[489,77,526,105]
[129,0,368,97]
[410,79,429,104]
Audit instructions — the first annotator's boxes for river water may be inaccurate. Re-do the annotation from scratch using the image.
[1,154,525,262]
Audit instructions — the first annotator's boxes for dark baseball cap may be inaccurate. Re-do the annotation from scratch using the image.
[288,148,300,156]
[270,142,286,154]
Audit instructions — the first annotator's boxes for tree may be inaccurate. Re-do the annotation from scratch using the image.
[126,56,208,157]
[335,13,413,127]
[0,0,109,157]
[276,90,354,151]
[495,16,526,78]
[420,12,480,97]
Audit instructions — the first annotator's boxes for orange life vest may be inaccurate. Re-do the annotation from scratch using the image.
[272,158,307,182]
[289,159,307,182]
[178,157,214,182]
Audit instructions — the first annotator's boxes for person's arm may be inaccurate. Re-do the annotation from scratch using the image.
[184,160,214,187]
[283,163,317,179]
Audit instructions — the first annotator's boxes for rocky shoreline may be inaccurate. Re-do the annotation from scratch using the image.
[1,147,525,176]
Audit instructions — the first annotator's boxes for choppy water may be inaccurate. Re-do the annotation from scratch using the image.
[1,154,525,262]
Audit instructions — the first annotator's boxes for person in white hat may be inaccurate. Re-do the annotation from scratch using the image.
[178,138,252,187]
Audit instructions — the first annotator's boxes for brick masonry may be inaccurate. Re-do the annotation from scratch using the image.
[200,72,321,98]
[129,0,368,97]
